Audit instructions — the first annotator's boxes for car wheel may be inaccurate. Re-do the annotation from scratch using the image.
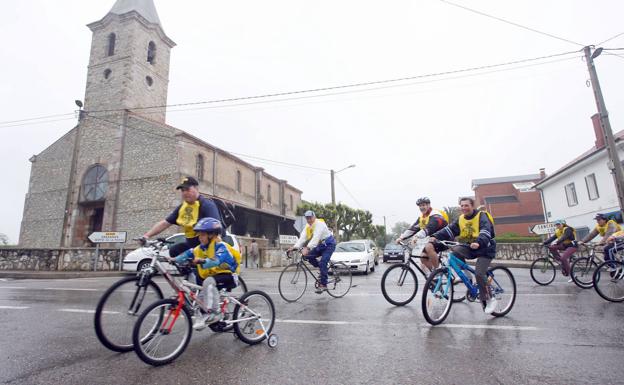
[137,259,151,271]
[374,257,379,266]
[363,261,369,275]
[370,262,375,273]
[383,257,387,263]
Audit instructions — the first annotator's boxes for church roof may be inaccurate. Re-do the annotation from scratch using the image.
[109,0,162,25]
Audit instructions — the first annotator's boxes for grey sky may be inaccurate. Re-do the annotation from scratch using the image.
[1,0,623,243]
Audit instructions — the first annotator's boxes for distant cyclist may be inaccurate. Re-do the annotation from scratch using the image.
[543,219,577,279]
[289,210,336,293]
[579,213,621,246]
[396,197,448,273]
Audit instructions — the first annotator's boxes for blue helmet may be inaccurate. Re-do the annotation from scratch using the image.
[193,217,222,233]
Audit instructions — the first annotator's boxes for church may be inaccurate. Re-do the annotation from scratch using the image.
[19,0,302,248]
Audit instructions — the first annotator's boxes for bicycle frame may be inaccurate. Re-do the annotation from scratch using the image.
[290,252,338,286]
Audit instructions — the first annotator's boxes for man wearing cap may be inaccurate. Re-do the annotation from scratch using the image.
[290,210,336,293]
[141,176,222,257]
[579,214,622,246]
[543,220,577,277]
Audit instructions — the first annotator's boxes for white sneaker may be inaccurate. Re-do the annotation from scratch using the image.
[567,278,574,283]
[484,297,498,315]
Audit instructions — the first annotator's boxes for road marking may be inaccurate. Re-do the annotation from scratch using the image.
[0,287,27,290]
[59,308,96,314]
[421,323,540,331]
[518,293,574,296]
[276,319,365,326]
[43,288,98,291]
[0,305,29,310]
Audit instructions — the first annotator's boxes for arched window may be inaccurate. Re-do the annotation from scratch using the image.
[82,165,109,201]
[147,41,156,64]
[236,170,242,192]
[267,184,272,204]
[196,154,204,181]
[107,33,116,56]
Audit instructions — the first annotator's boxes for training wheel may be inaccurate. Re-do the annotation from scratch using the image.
[268,334,278,348]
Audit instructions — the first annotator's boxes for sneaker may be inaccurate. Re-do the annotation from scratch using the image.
[315,284,327,294]
[484,297,498,315]
[193,311,222,330]
[567,278,574,283]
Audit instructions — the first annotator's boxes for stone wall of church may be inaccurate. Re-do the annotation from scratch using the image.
[19,129,77,247]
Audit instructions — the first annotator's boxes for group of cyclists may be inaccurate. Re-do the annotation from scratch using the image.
[140,175,624,329]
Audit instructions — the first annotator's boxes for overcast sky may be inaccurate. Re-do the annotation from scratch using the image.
[1,0,623,243]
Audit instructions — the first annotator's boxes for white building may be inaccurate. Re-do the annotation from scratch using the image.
[534,114,624,239]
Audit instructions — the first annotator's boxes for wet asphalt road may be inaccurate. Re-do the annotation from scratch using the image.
[1,264,624,385]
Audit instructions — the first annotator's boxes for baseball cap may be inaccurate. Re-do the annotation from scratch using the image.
[304,210,316,217]
[176,176,199,190]
[594,213,607,220]
[554,219,566,225]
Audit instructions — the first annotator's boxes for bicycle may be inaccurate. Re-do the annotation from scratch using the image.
[421,240,517,325]
[592,243,624,302]
[278,248,352,302]
[570,243,603,289]
[94,238,247,352]
[380,239,466,306]
[132,264,277,366]
[530,245,579,285]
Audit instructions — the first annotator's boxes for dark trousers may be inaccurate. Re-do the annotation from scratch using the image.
[548,244,576,275]
[305,237,336,285]
[451,245,494,304]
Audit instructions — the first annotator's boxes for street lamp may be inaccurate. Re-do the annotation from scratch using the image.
[330,164,355,241]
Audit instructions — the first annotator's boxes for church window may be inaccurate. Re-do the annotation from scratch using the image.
[147,41,156,64]
[145,76,153,87]
[236,170,242,192]
[267,184,272,204]
[82,165,109,202]
[196,154,205,181]
[107,33,116,56]
[104,69,112,79]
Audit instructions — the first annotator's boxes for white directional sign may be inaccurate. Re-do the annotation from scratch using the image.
[279,235,299,245]
[88,231,127,243]
[530,223,557,235]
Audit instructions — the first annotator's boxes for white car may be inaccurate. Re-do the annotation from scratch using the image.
[331,239,378,275]
[122,232,240,272]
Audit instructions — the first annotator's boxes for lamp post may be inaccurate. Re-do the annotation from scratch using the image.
[330,164,356,240]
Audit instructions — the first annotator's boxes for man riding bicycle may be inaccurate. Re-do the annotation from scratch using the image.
[289,210,336,293]
[140,176,222,257]
[543,219,577,278]
[396,197,448,273]
[579,213,621,246]
[430,197,498,314]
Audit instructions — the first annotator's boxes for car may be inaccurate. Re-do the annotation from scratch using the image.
[122,232,240,272]
[331,239,378,274]
[383,243,405,263]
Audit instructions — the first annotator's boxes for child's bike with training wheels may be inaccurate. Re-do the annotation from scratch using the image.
[132,257,277,366]
[422,240,517,325]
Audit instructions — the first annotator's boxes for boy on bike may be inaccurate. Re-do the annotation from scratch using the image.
[172,217,239,330]
[543,219,577,278]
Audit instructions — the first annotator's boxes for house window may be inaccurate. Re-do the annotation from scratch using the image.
[267,184,272,204]
[290,194,293,210]
[196,154,204,181]
[107,33,116,56]
[82,165,108,201]
[585,174,599,200]
[236,170,242,192]
[147,41,156,64]
[565,182,578,206]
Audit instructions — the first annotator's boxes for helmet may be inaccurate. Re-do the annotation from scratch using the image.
[416,197,431,205]
[193,217,222,233]
[554,219,566,225]
[304,210,316,218]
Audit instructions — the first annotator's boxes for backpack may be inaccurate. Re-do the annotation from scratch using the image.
[212,197,236,228]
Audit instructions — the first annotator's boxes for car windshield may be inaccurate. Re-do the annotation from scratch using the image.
[384,244,402,251]
[222,235,234,247]
[336,242,365,252]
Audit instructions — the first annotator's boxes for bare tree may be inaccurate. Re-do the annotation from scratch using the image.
[0,233,9,246]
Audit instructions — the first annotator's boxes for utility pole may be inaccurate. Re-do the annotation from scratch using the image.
[584,46,624,214]
[329,165,356,241]
[330,169,336,206]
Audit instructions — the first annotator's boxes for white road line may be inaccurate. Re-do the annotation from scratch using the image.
[276,319,365,326]
[0,305,29,310]
[43,288,98,291]
[422,323,540,331]
[276,318,540,331]
[59,308,119,314]
[0,287,27,290]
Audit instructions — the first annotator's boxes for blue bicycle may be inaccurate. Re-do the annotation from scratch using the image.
[421,240,517,325]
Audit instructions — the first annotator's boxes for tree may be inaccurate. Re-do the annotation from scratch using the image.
[390,221,411,240]
[296,202,380,242]
[0,233,9,246]
[443,206,461,224]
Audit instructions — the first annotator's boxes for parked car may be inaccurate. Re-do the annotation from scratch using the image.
[122,232,240,272]
[383,243,404,263]
[331,239,378,274]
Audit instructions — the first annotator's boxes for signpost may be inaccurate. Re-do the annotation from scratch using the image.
[530,223,557,235]
[88,232,127,271]
[279,235,298,246]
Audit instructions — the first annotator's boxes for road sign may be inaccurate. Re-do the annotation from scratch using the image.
[88,231,127,243]
[279,235,298,245]
[530,223,557,235]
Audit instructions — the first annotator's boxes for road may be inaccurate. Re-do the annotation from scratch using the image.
[1,264,623,385]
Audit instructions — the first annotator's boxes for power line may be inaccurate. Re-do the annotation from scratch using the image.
[0,116,76,128]
[597,32,624,46]
[438,0,584,47]
[0,112,75,126]
[335,175,365,209]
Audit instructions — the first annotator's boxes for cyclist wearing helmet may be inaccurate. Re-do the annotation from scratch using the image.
[543,219,577,278]
[579,213,621,245]
[289,210,336,293]
[173,217,240,329]
[141,176,222,257]
[396,197,449,272]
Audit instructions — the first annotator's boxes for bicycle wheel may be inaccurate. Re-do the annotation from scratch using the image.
[233,290,276,345]
[530,257,556,285]
[593,260,624,302]
[422,268,453,325]
[213,275,249,333]
[380,264,418,306]
[278,263,307,302]
[488,266,516,317]
[570,257,598,289]
[132,298,192,366]
[326,262,352,298]
[94,275,163,352]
